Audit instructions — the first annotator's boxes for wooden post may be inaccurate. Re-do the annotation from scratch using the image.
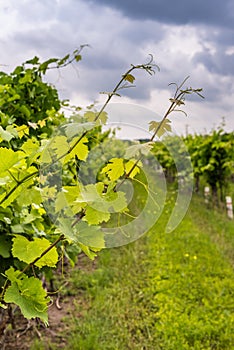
[225,196,233,219]
[204,186,210,204]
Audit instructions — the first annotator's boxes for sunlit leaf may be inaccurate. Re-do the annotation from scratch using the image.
[21,138,41,165]
[12,235,58,268]
[51,135,69,158]
[84,206,110,225]
[125,160,140,179]
[17,187,42,206]
[16,124,30,139]
[101,158,125,181]
[55,191,68,213]
[0,148,24,175]
[38,119,46,128]
[65,136,89,162]
[123,73,135,84]
[149,119,172,138]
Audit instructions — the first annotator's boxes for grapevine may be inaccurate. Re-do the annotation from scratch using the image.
[0,48,203,332]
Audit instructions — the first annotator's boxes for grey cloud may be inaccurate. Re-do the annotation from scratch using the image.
[0,0,233,134]
[193,50,234,76]
[90,0,233,28]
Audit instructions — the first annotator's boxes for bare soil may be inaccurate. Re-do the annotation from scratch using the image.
[0,254,97,350]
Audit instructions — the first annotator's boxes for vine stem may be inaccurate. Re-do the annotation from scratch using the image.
[0,57,157,284]
[115,104,171,190]
[42,58,157,166]
[0,57,156,207]
[117,84,203,187]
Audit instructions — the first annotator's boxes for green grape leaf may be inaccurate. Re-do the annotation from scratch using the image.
[77,184,127,213]
[12,235,58,268]
[21,139,41,165]
[123,73,135,84]
[16,124,30,139]
[33,238,58,268]
[0,164,36,207]
[58,219,105,248]
[84,206,110,225]
[125,160,140,179]
[125,142,153,158]
[38,119,46,128]
[20,105,31,118]
[106,190,128,212]
[51,135,69,158]
[21,138,40,155]
[0,180,34,209]
[75,54,82,62]
[40,186,57,201]
[98,111,108,125]
[40,147,52,164]
[75,221,105,248]
[63,186,84,214]
[55,191,67,213]
[58,53,70,66]
[76,183,103,204]
[65,136,89,162]
[78,242,98,260]
[25,56,39,65]
[63,185,81,203]
[84,111,96,122]
[6,125,18,138]
[149,119,172,138]
[4,275,49,325]
[11,224,24,234]
[17,187,42,206]
[0,148,24,175]
[4,267,21,282]
[84,111,108,125]
[39,58,59,74]
[101,158,125,181]
[58,218,76,241]
[63,122,94,139]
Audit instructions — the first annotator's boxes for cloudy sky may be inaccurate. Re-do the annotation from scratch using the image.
[0,0,234,138]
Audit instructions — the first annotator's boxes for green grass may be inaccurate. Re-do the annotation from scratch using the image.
[31,191,234,350]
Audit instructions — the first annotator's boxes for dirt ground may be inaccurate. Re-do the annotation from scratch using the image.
[0,254,97,350]
[1,299,70,349]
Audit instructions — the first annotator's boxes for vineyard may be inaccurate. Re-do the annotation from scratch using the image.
[0,51,234,349]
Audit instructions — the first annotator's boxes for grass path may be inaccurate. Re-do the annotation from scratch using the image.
[32,194,234,350]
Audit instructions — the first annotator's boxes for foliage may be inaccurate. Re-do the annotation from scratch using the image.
[0,49,202,328]
[184,127,234,201]
[149,126,234,202]
[31,192,234,350]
